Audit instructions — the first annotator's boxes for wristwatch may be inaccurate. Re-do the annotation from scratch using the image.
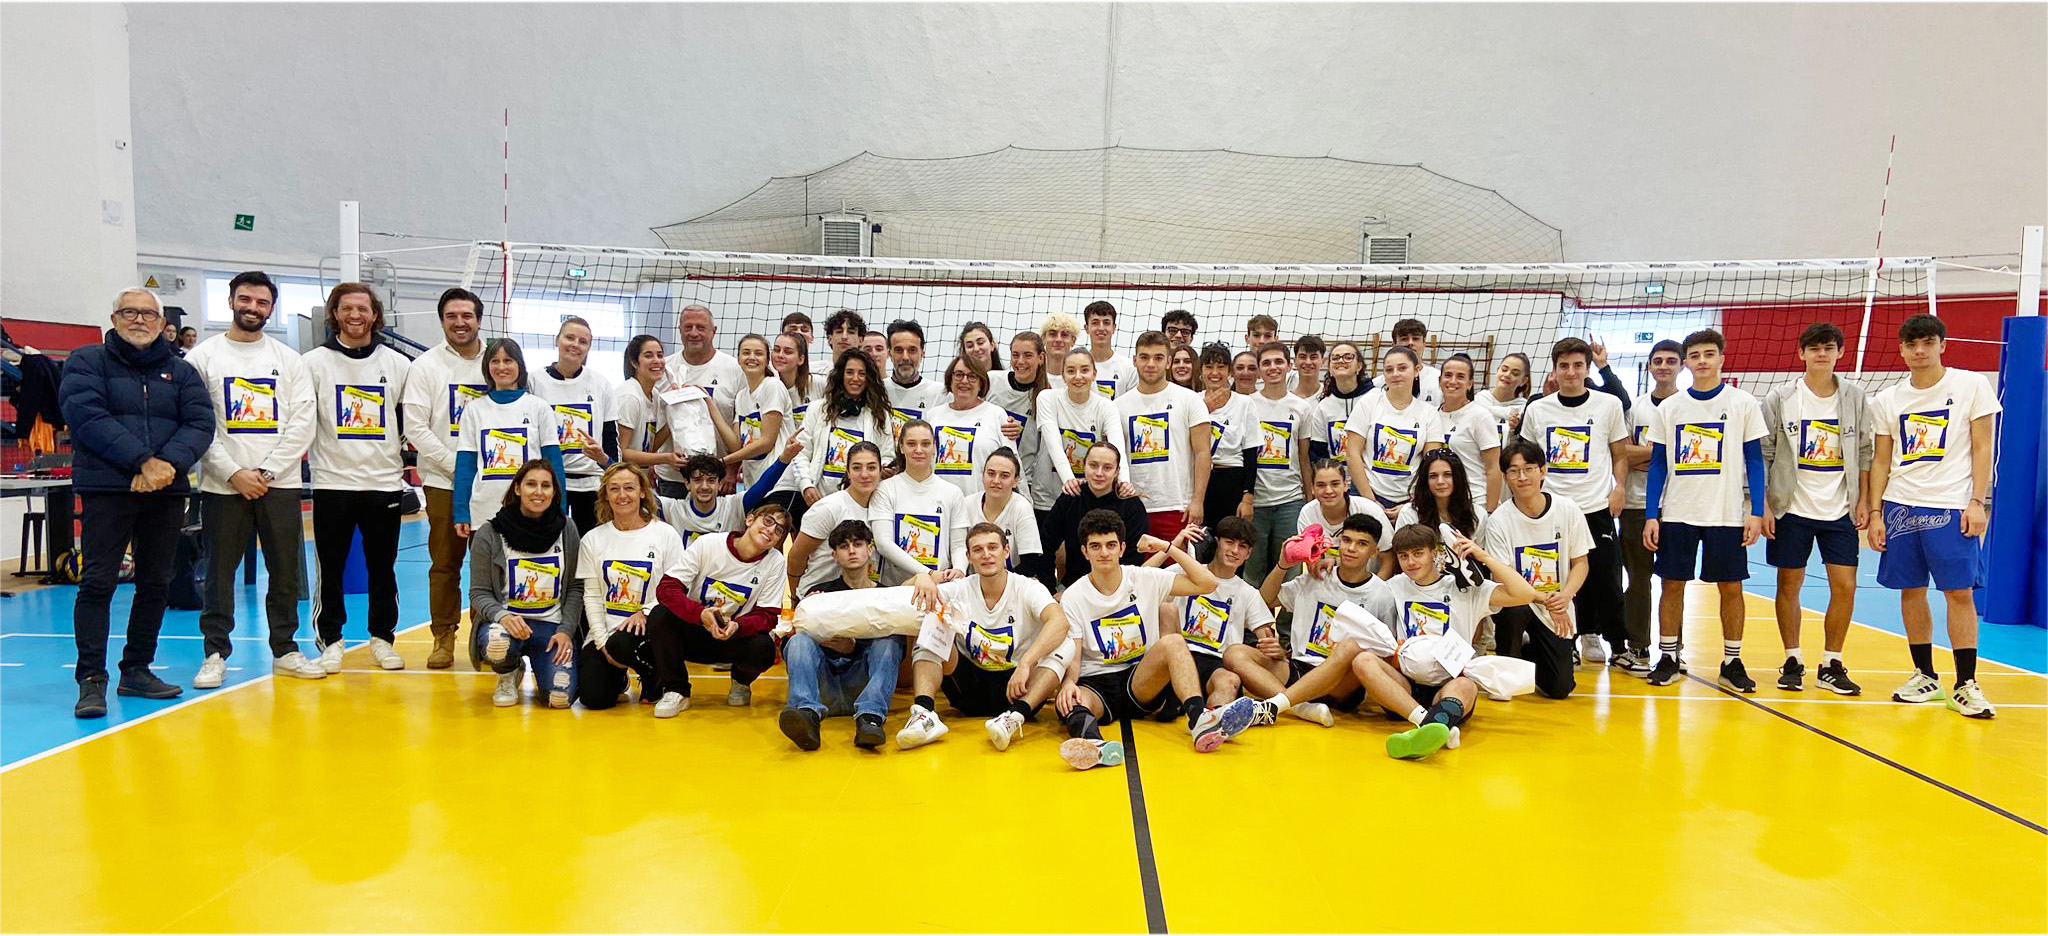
[257,469,275,482]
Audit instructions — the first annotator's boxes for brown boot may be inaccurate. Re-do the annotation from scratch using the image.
[427,630,456,669]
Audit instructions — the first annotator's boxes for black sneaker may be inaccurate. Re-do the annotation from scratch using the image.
[1719,658,1757,693]
[1816,660,1863,696]
[74,675,109,719]
[1647,653,1686,686]
[779,707,822,751]
[854,713,886,750]
[117,670,183,700]
[1776,657,1804,691]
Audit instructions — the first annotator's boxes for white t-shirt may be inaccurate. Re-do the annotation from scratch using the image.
[795,407,896,496]
[397,342,487,489]
[657,493,747,549]
[925,399,1022,499]
[1345,390,1445,504]
[1869,368,2001,511]
[1279,569,1392,664]
[1483,493,1591,633]
[186,333,318,496]
[986,372,1051,508]
[576,519,686,645]
[614,381,681,485]
[499,531,568,625]
[794,489,875,595]
[1204,391,1256,464]
[1386,573,1499,645]
[1394,502,1491,569]
[1296,496,1395,550]
[1780,380,1851,521]
[1248,392,1312,507]
[1647,384,1767,527]
[885,378,948,432]
[1064,564,1179,677]
[949,493,1044,571]
[1171,572,1273,658]
[732,376,792,490]
[1437,403,1499,508]
[666,531,789,619]
[531,364,613,492]
[669,350,745,423]
[302,343,410,492]
[1370,366,1443,407]
[1093,353,1138,400]
[869,470,963,585]
[1037,390,1130,493]
[1117,383,1211,513]
[1308,388,1365,468]
[1624,392,1673,510]
[938,573,1059,672]
[1518,391,1629,514]
[456,392,559,525]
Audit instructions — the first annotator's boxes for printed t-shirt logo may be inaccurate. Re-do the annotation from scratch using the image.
[506,555,562,613]
[336,385,387,439]
[1545,425,1592,474]
[896,513,942,568]
[1183,595,1230,652]
[701,577,756,615]
[1674,422,1725,474]
[1061,428,1097,474]
[1090,605,1146,664]
[1304,602,1340,659]
[1257,420,1294,469]
[936,426,976,475]
[449,385,488,436]
[1129,413,1171,464]
[967,619,1016,670]
[555,402,595,452]
[603,560,654,616]
[1401,600,1451,639]
[1898,410,1948,464]
[1371,423,1420,476]
[1797,419,1843,471]
[225,377,279,434]
[482,428,529,478]
[1515,542,1561,593]
[822,428,863,478]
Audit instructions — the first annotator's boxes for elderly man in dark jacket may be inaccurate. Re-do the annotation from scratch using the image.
[58,287,215,718]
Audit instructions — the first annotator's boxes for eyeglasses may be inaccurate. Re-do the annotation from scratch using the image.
[1328,353,1360,363]
[756,516,789,535]
[1164,326,1194,337]
[1505,466,1543,478]
[115,308,163,322]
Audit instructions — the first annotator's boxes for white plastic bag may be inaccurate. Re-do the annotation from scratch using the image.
[1330,601,1399,657]
[1462,655,1538,700]
[1397,632,1473,686]
[660,384,721,456]
[786,586,939,641]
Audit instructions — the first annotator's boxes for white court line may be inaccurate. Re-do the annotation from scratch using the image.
[1733,588,2048,678]
[0,619,436,775]
[1593,691,2046,708]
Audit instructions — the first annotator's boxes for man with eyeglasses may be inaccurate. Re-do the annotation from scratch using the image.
[184,271,325,686]
[59,288,215,717]
[1161,309,1198,349]
[641,502,792,713]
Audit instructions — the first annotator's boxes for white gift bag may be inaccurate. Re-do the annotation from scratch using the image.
[1462,655,1538,700]
[660,384,721,456]
[1330,601,1399,657]
[1397,632,1474,686]
[788,586,939,641]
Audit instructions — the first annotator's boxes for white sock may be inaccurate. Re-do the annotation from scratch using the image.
[1267,693,1291,711]
[1659,636,1681,656]
[1723,640,1742,664]
[1787,647,1803,663]
[1822,650,1843,666]
[1406,705,1427,726]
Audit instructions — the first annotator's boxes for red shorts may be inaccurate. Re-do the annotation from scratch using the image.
[1148,511,1187,543]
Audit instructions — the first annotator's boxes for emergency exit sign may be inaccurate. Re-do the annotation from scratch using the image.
[233,214,254,231]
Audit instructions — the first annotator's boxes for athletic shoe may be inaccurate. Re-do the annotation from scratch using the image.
[1946,680,1996,719]
[895,704,949,749]
[492,672,519,707]
[316,641,345,674]
[273,652,327,680]
[545,666,572,709]
[368,638,404,671]
[854,713,886,749]
[1445,726,1462,750]
[1249,700,1280,727]
[74,676,108,719]
[725,683,752,707]
[427,631,455,669]
[1646,654,1686,687]
[1612,648,1653,677]
[1190,697,1257,752]
[654,691,689,718]
[779,707,822,751]
[1291,702,1336,727]
[193,654,226,690]
[1059,737,1124,770]
[1386,721,1451,760]
[1892,672,1943,704]
[116,670,182,699]
[1816,660,1862,696]
[1579,634,1609,664]
[1777,657,1804,691]
[481,624,510,664]
[985,710,1026,751]
[1718,658,1757,693]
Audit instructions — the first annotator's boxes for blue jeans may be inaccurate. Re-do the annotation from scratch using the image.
[784,633,903,719]
[476,617,578,702]
[1248,499,1304,586]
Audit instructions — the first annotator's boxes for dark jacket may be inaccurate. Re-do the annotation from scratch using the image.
[1049,486,1152,585]
[58,330,214,495]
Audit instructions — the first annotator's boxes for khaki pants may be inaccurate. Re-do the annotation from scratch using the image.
[424,486,464,639]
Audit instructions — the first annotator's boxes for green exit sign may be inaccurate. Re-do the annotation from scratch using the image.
[233,214,255,231]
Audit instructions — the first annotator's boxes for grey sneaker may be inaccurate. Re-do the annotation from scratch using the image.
[725,682,752,707]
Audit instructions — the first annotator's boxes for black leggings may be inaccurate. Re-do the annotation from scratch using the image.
[643,605,777,696]
[566,486,601,535]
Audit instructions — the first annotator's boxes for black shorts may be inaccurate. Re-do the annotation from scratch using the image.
[1192,651,1228,692]
[1654,521,1749,583]
[940,661,1015,717]
[1765,512,1860,569]
[1078,668,1170,721]
[1287,656,1366,711]
[1406,678,1473,726]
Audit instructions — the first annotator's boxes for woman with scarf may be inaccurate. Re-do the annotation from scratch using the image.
[468,459,585,708]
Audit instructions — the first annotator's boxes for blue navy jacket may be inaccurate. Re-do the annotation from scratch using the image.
[58,330,215,495]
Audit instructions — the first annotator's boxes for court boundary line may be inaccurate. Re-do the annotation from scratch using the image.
[1736,584,2046,678]
[0,619,435,774]
[1117,718,1169,935]
[1682,672,2046,835]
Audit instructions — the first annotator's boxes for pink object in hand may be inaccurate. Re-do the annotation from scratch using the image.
[1282,525,1329,567]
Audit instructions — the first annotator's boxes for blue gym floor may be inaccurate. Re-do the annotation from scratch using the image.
[0,517,2040,767]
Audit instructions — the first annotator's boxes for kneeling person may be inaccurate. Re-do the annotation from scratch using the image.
[1054,509,1255,769]
[897,522,1073,752]
[643,502,791,716]
[779,519,915,751]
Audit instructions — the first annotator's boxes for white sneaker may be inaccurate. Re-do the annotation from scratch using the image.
[273,652,327,680]
[482,623,510,664]
[316,641,345,674]
[654,691,689,718]
[1578,634,1608,664]
[193,653,227,689]
[896,704,949,749]
[984,710,1025,751]
[1445,726,1462,750]
[492,672,520,707]
[546,666,573,709]
[1946,679,1996,719]
[1291,701,1336,727]
[1892,672,1943,704]
[367,638,404,671]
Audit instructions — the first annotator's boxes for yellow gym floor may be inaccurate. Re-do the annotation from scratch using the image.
[3,587,2042,933]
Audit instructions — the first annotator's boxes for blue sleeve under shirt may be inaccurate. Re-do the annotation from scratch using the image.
[1743,437,1765,518]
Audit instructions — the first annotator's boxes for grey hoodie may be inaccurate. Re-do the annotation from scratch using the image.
[1759,376,1872,520]
[467,519,585,671]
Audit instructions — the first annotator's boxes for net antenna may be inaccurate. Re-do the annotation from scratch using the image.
[1854,134,1899,373]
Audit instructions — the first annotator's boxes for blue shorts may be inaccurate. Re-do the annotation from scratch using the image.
[1766,513,1860,569]
[1654,521,1748,583]
[1875,502,1979,592]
